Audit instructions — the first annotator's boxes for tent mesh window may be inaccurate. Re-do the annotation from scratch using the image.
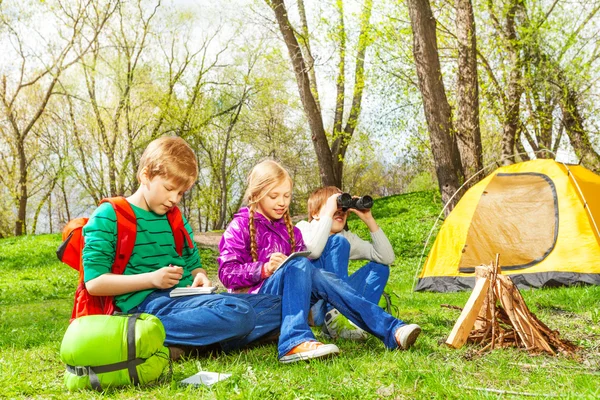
[458,173,558,272]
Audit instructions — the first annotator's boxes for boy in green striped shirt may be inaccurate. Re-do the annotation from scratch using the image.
[83,136,281,358]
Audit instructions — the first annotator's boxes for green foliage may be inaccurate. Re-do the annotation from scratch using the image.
[405,171,438,193]
[0,234,76,307]
[1,193,599,398]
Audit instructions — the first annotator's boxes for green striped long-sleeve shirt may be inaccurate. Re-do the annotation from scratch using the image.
[82,201,200,313]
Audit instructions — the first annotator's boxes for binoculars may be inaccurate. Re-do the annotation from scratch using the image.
[336,193,373,211]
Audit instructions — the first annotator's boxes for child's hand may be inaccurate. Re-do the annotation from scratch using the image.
[349,208,379,232]
[320,193,341,218]
[151,265,183,289]
[191,271,212,288]
[350,207,374,221]
[265,252,287,274]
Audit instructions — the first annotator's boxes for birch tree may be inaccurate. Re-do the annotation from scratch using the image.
[265,0,373,188]
[0,0,116,235]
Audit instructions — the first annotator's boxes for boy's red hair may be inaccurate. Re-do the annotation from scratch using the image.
[137,136,198,189]
[307,186,342,221]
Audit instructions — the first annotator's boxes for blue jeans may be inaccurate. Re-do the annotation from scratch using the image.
[259,257,405,358]
[311,235,390,325]
[133,290,281,352]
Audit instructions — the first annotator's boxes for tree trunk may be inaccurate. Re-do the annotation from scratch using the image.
[332,0,346,166]
[48,192,53,234]
[537,99,554,158]
[127,130,138,195]
[407,0,463,213]
[455,0,482,185]
[529,61,554,159]
[31,174,58,234]
[502,69,522,164]
[515,133,531,161]
[108,152,118,197]
[60,176,71,223]
[15,139,28,236]
[331,0,373,187]
[499,0,523,165]
[297,0,321,112]
[552,121,564,155]
[268,0,337,186]
[560,89,600,172]
[215,100,243,229]
[197,209,203,233]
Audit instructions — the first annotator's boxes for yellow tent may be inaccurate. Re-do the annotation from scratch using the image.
[416,159,600,292]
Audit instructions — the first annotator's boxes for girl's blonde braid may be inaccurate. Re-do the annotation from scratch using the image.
[248,204,258,262]
[283,211,296,250]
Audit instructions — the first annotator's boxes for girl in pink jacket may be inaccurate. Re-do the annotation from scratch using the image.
[218,159,421,364]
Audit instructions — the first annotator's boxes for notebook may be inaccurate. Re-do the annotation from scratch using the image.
[273,251,311,272]
[169,286,218,297]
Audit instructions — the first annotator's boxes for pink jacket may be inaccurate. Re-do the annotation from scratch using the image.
[218,207,306,293]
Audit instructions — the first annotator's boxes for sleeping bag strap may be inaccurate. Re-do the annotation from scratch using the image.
[65,313,144,392]
[126,313,141,387]
[66,358,145,391]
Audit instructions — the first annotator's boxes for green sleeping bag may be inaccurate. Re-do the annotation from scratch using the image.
[60,313,170,391]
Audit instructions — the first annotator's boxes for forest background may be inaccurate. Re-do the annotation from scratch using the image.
[1,0,600,238]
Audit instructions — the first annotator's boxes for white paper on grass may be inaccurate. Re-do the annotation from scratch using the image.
[180,371,232,387]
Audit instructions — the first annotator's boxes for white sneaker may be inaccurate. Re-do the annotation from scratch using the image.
[322,309,368,341]
[279,341,340,364]
[394,324,421,350]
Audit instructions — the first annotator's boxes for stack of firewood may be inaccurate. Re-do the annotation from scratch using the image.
[445,256,578,356]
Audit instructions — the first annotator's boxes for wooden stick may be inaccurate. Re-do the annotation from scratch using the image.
[496,277,530,346]
[477,341,493,355]
[440,304,463,311]
[490,260,498,350]
[510,362,600,373]
[514,304,554,354]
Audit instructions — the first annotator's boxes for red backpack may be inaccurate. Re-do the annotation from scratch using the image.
[57,197,193,322]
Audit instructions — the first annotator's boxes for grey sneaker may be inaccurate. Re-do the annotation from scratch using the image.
[394,324,421,350]
[279,341,340,364]
[322,309,368,341]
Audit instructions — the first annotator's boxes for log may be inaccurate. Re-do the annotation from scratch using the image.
[474,266,491,331]
[446,276,490,348]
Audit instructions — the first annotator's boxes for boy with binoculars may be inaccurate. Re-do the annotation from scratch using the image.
[296,186,396,340]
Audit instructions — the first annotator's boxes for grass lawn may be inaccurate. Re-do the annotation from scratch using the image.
[0,191,599,399]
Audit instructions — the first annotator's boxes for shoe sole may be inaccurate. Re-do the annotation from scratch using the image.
[398,325,421,350]
[279,346,340,364]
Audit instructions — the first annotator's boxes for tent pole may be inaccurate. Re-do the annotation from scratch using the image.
[561,163,600,240]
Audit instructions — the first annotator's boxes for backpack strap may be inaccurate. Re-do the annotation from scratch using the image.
[166,206,193,257]
[100,197,137,275]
